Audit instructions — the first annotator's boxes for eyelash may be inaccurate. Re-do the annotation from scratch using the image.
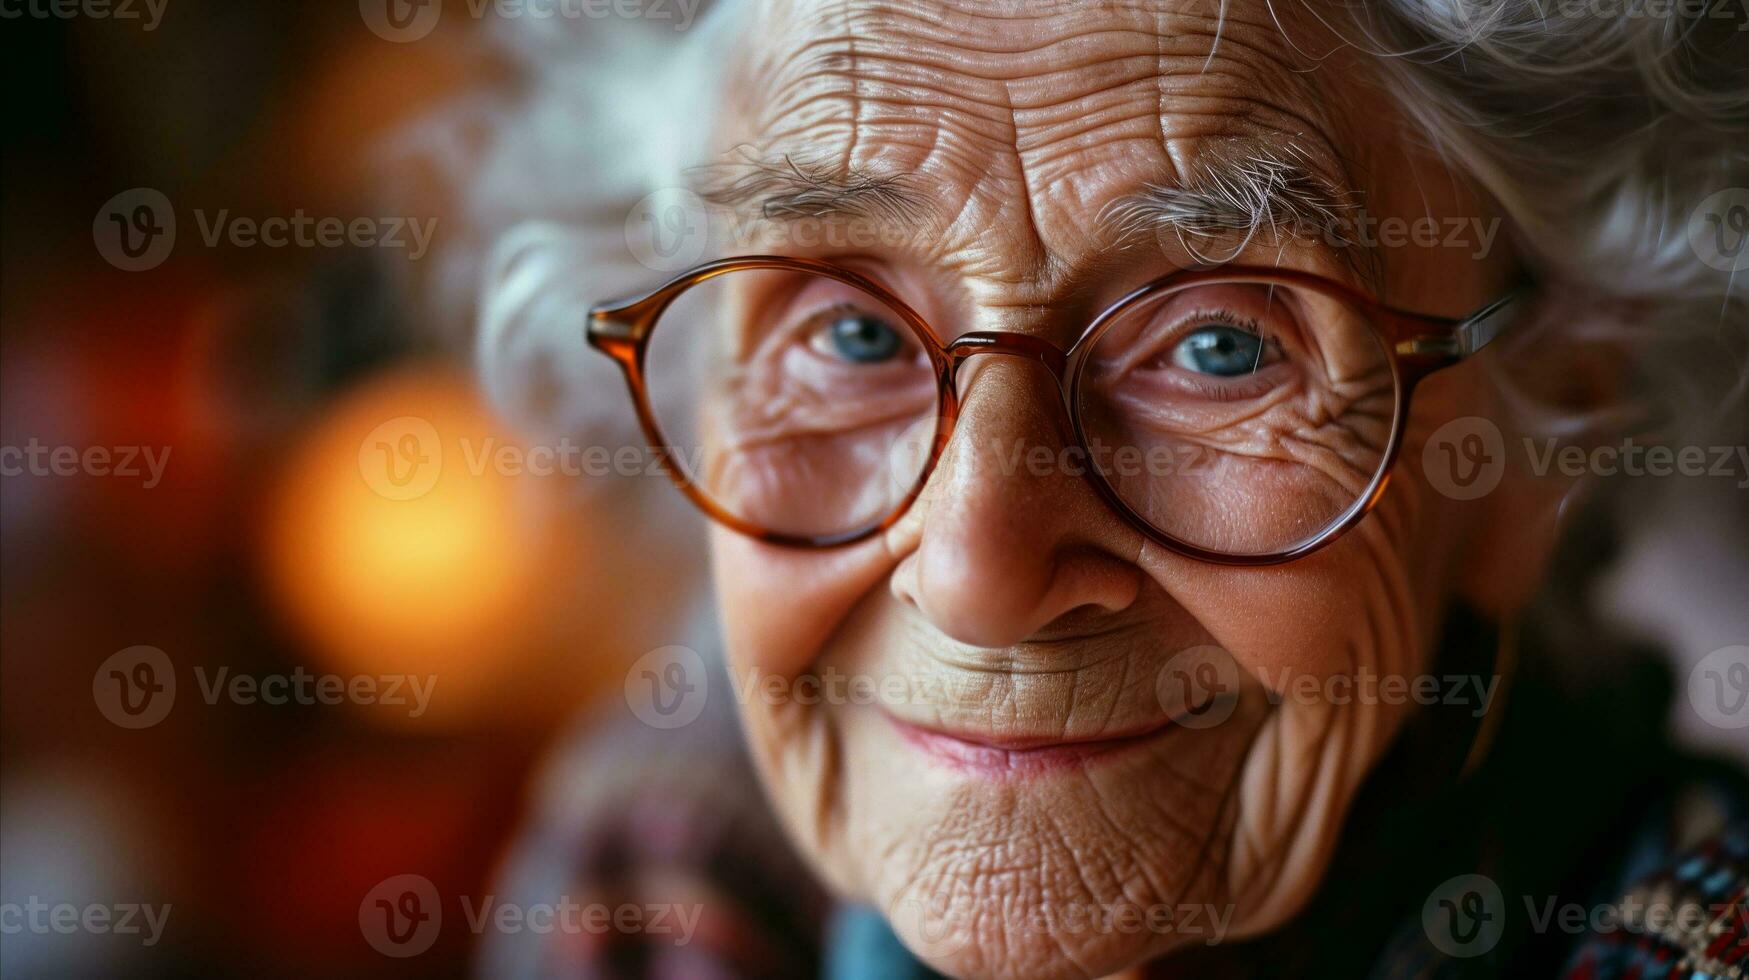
[1180,308,1265,341]
[1154,308,1284,365]
[1142,308,1292,401]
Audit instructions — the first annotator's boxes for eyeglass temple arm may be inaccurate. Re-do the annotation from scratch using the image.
[1394,287,1528,360]
[1454,290,1523,356]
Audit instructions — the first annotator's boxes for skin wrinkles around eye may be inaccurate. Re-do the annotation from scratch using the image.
[713,293,934,449]
[1108,382,1385,511]
[1088,282,1394,436]
[715,362,934,449]
[1095,380,1384,550]
[1118,311,1289,401]
[733,274,921,371]
[1092,331,1307,442]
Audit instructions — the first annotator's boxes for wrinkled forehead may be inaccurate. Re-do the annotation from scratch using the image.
[709,0,1364,285]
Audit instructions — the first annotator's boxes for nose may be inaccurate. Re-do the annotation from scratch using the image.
[888,355,1146,648]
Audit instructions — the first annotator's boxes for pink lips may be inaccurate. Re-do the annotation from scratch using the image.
[886,714,1174,775]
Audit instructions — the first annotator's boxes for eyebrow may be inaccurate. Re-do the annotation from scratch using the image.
[1098,139,1373,277]
[691,153,929,225]
[691,140,1371,277]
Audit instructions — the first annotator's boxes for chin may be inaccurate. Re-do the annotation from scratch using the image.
[745,671,1300,978]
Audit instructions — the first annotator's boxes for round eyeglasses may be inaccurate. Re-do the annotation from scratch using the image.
[587,256,1522,565]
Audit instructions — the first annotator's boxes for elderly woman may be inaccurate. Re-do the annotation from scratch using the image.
[453,0,1749,976]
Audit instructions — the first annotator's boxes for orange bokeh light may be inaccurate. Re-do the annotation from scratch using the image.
[261,366,573,728]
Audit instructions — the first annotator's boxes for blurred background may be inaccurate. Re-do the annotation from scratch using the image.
[4,3,1746,978]
[2,3,706,976]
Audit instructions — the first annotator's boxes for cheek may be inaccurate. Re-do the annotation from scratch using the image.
[710,528,902,678]
[1138,517,1429,687]
[1153,380,1481,688]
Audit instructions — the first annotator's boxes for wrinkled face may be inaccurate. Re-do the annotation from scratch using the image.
[692,0,1523,976]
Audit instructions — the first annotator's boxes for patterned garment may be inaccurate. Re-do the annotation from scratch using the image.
[1562,826,1749,980]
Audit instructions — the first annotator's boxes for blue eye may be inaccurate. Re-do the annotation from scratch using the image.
[824,313,904,364]
[1171,325,1264,377]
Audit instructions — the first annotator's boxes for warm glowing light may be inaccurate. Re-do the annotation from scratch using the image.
[262,367,571,728]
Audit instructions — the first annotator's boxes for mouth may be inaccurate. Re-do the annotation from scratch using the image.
[884,712,1175,776]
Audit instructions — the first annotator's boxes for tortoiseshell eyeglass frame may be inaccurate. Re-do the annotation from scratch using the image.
[587,255,1525,566]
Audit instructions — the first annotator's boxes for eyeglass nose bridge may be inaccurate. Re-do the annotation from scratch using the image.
[938,331,1082,449]
[943,331,1069,379]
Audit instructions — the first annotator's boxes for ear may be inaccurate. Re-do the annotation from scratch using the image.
[476,220,643,444]
[1445,297,1630,621]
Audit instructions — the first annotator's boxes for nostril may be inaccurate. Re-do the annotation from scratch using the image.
[895,535,1145,650]
[889,552,924,611]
